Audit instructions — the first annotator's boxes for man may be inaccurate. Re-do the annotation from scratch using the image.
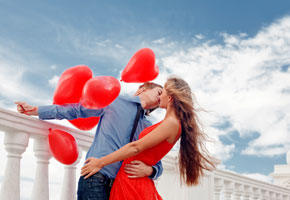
[15,82,163,200]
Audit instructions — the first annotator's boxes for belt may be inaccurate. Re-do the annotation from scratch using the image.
[93,172,115,188]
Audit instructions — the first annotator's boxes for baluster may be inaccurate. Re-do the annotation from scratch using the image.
[214,178,223,200]
[276,193,283,200]
[269,191,275,200]
[242,185,251,200]
[232,183,243,200]
[60,146,83,200]
[282,195,290,200]
[31,136,52,200]
[0,131,29,200]
[261,189,269,200]
[223,180,234,200]
[251,187,261,200]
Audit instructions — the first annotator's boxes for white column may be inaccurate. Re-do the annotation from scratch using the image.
[60,147,83,200]
[282,195,290,200]
[0,131,29,200]
[31,136,52,200]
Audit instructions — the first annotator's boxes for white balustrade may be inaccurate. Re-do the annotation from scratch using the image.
[1,107,290,200]
[157,151,290,200]
[0,107,94,200]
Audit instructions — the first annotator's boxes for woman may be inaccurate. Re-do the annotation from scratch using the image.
[81,76,216,199]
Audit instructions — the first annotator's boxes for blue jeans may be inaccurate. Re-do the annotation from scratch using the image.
[77,172,114,200]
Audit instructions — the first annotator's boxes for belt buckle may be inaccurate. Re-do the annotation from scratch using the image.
[108,178,114,188]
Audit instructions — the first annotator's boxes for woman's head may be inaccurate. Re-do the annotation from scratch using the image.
[159,77,192,109]
[162,76,216,186]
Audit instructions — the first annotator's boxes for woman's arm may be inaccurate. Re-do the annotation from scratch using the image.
[81,117,179,179]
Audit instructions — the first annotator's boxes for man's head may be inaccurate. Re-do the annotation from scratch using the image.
[135,82,163,115]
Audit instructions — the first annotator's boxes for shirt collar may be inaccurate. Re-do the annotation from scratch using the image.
[120,95,146,118]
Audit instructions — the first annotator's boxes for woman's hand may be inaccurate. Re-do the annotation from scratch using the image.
[81,157,103,179]
[124,160,153,178]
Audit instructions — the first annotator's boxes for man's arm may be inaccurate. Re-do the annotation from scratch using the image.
[123,160,163,180]
[149,160,163,180]
[15,101,105,120]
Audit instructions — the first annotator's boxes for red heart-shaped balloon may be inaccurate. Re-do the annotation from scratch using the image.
[81,76,121,109]
[121,48,159,83]
[53,65,93,104]
[69,117,100,131]
[53,65,100,130]
[48,129,79,165]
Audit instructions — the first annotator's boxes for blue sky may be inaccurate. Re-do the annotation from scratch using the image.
[1,1,290,197]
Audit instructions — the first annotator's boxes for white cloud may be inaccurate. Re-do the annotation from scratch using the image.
[206,129,236,161]
[116,15,290,161]
[152,38,166,44]
[195,34,204,40]
[148,15,290,158]
[49,75,59,88]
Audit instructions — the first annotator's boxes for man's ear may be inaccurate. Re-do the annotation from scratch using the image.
[135,87,146,96]
[168,96,173,102]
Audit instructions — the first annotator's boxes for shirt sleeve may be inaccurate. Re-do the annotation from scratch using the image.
[149,160,163,180]
[38,103,105,120]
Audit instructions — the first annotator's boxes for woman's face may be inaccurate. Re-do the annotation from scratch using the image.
[159,87,169,109]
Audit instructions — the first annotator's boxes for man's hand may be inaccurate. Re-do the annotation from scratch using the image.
[15,101,38,116]
[81,157,103,179]
[124,160,153,178]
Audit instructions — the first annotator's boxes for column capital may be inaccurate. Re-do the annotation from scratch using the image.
[4,131,29,158]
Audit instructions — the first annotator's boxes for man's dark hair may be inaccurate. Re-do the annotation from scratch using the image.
[139,82,163,115]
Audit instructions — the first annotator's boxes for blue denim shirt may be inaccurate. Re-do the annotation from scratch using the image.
[38,95,163,179]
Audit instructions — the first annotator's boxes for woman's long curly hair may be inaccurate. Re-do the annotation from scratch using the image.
[164,76,216,186]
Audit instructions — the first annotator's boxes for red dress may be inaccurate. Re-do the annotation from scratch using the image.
[109,121,181,200]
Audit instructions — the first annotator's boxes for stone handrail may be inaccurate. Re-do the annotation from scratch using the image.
[1,107,290,200]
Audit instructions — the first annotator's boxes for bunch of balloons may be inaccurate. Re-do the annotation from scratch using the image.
[49,47,159,165]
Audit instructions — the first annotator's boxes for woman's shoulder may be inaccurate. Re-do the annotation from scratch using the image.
[163,116,179,125]
[162,117,180,130]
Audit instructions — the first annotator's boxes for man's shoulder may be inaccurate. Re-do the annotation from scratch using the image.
[117,94,140,104]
